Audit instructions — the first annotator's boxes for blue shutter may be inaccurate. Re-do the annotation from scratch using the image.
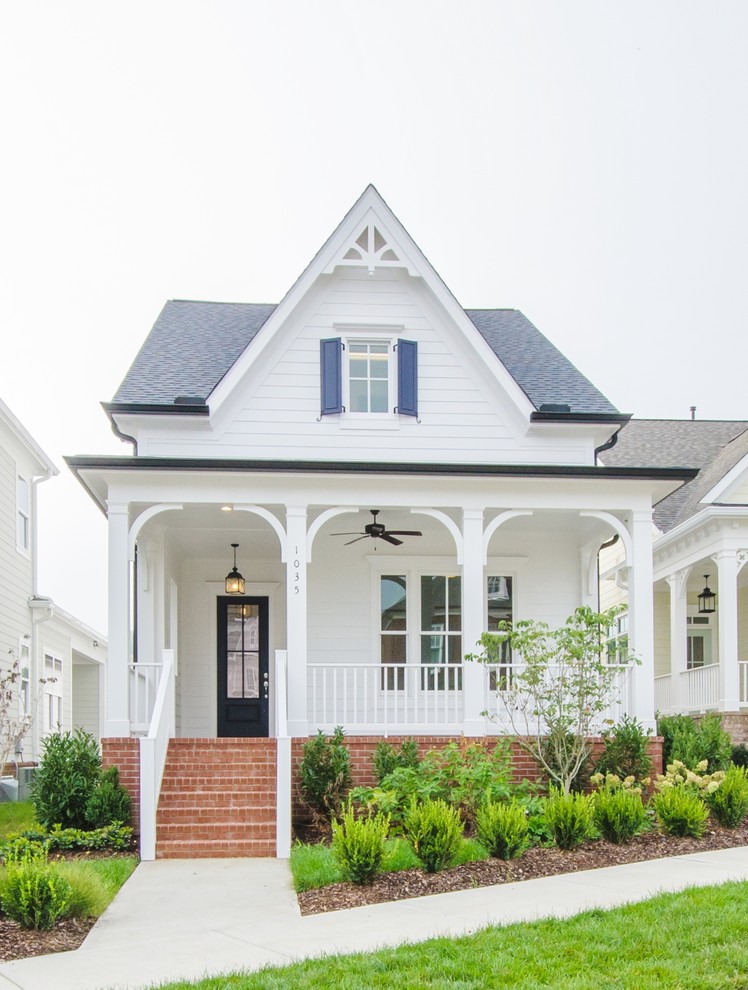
[397,339,418,417]
[320,338,343,415]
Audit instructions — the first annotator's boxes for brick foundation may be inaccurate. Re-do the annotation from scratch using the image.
[101,737,140,834]
[698,712,748,747]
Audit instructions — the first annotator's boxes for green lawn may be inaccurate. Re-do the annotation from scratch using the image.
[148,881,748,989]
[0,800,37,838]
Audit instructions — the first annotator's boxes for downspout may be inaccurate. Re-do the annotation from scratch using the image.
[594,426,623,465]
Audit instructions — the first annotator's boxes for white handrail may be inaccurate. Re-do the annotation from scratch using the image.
[139,650,175,862]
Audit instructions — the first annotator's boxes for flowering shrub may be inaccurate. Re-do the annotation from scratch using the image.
[654,760,725,795]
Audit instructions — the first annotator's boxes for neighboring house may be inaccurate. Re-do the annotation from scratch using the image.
[66,186,694,858]
[0,397,106,772]
[601,419,748,733]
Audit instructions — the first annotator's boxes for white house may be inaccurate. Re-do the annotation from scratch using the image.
[66,186,694,858]
[0,397,106,777]
[601,419,748,729]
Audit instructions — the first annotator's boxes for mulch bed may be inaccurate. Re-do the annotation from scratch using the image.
[297,819,748,915]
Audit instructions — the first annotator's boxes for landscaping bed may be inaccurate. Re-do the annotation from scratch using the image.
[298,818,748,915]
[0,915,95,962]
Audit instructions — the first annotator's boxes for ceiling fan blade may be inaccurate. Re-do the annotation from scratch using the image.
[385,530,422,537]
[331,531,365,537]
[344,535,370,546]
[379,534,403,546]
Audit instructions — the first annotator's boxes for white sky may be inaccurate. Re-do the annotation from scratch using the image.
[1,1,747,633]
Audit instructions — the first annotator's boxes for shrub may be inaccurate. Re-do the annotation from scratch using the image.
[372,739,420,784]
[0,836,49,866]
[332,806,390,885]
[731,744,748,768]
[476,800,529,860]
[706,765,748,828]
[652,787,709,838]
[0,849,72,930]
[404,799,463,873]
[657,713,731,773]
[593,716,653,781]
[31,729,101,829]
[298,727,352,821]
[55,862,112,919]
[542,788,595,851]
[593,785,647,844]
[654,760,724,796]
[85,766,132,828]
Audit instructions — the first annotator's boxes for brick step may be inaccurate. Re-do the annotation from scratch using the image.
[157,824,275,842]
[156,839,275,859]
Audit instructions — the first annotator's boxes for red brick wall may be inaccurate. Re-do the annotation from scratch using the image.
[101,737,140,834]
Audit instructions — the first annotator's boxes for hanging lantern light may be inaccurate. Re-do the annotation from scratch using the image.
[225,543,245,595]
[697,574,716,614]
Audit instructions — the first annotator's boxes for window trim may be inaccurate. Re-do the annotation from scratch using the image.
[16,473,30,556]
[42,651,63,736]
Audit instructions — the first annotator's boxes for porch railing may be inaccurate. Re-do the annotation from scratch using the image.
[139,651,175,862]
[308,662,464,731]
[654,674,672,714]
[308,661,636,733]
[680,663,719,712]
[741,662,748,705]
[128,662,164,734]
[482,662,636,734]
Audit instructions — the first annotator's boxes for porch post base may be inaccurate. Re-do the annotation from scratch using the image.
[104,721,131,737]
[462,718,486,737]
[286,719,309,737]
[719,698,741,713]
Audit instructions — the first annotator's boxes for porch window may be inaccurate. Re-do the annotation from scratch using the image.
[421,575,461,689]
[487,575,513,689]
[606,612,629,665]
[381,575,407,689]
[43,653,63,734]
[687,615,712,669]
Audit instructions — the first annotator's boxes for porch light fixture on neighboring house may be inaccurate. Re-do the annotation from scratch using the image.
[225,543,245,595]
[698,574,716,614]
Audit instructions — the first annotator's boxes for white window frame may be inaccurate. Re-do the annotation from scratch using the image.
[336,325,403,429]
[42,652,63,735]
[606,611,630,666]
[18,639,31,717]
[16,474,30,555]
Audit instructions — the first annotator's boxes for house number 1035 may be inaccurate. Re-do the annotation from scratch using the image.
[293,548,301,594]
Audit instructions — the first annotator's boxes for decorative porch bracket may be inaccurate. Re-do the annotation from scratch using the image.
[233,505,288,560]
[307,507,360,562]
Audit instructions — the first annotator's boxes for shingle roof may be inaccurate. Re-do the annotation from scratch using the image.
[602,419,748,531]
[112,300,620,416]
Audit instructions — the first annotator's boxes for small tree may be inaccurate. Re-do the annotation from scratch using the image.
[0,653,46,776]
[469,606,635,793]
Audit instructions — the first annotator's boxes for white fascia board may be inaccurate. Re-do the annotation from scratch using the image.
[47,602,107,651]
[699,449,748,505]
[0,397,58,478]
[653,504,748,556]
[206,185,536,422]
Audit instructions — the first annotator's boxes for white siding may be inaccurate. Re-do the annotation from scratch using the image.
[654,590,671,678]
[72,662,100,738]
[726,476,748,504]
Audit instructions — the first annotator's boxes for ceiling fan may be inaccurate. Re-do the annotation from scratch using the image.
[331,510,422,547]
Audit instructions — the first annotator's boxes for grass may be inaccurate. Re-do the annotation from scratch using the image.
[290,837,488,892]
[146,881,748,989]
[55,856,138,917]
[0,800,37,838]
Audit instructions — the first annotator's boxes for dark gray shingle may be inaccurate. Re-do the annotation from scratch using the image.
[603,419,748,531]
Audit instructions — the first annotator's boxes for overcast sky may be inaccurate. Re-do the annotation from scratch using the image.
[1,1,747,634]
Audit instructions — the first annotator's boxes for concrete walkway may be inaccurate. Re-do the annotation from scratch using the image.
[0,847,747,990]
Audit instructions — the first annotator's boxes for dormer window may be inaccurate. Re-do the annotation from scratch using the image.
[349,342,389,413]
[320,335,418,420]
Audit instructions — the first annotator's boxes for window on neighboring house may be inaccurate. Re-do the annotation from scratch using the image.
[18,641,30,716]
[320,336,418,418]
[16,475,29,551]
[606,612,629,665]
[687,615,713,669]
[43,653,63,734]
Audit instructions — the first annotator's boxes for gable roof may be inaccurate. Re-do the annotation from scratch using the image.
[602,419,748,531]
[110,300,619,416]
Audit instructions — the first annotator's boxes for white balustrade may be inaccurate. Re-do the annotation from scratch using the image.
[128,662,164,733]
[679,663,719,712]
[654,674,673,715]
[138,651,175,862]
[308,662,464,732]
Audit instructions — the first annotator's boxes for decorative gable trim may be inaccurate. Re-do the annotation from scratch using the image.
[322,219,419,277]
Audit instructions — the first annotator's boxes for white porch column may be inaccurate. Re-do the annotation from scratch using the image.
[628,510,656,732]
[715,550,740,712]
[285,504,308,736]
[106,502,131,736]
[666,568,690,713]
[462,509,486,735]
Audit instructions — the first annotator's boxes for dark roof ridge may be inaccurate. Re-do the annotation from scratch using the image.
[169,298,278,307]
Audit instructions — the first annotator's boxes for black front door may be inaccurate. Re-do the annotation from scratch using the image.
[217,596,269,737]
